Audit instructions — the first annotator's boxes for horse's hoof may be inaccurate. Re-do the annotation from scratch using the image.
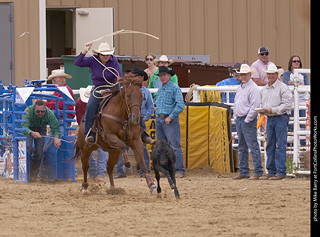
[150,184,157,195]
[122,164,132,174]
[81,189,90,195]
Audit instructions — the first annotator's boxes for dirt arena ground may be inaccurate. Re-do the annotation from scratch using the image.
[0,164,310,237]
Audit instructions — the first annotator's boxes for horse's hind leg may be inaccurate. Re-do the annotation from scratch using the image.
[106,151,120,187]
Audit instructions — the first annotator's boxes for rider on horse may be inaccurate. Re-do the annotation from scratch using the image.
[74,42,122,144]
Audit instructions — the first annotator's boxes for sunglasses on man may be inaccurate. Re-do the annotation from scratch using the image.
[259,52,269,56]
[36,110,46,113]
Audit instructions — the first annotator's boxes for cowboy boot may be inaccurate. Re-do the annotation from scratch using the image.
[142,129,155,145]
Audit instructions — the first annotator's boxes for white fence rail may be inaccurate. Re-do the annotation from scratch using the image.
[71,69,310,175]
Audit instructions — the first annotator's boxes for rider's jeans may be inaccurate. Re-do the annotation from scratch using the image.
[85,88,103,136]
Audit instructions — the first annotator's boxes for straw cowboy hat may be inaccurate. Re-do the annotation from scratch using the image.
[47,69,72,82]
[154,55,173,66]
[263,63,284,76]
[92,42,115,55]
[236,64,256,75]
[79,85,93,103]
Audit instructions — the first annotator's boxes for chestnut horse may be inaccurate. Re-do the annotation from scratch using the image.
[73,74,156,193]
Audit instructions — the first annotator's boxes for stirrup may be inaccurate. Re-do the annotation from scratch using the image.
[85,128,97,144]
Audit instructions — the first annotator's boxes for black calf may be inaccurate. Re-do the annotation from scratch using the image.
[151,140,180,198]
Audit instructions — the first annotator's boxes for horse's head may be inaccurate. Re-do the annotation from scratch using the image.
[120,74,143,125]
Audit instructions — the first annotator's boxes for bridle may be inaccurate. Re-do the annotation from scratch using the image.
[119,82,142,121]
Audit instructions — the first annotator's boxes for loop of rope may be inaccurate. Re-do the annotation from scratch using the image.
[85,29,160,100]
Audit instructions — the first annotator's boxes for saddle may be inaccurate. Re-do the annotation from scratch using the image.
[89,84,121,135]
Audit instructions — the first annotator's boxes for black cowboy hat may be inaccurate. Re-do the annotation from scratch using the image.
[131,66,148,81]
[155,66,175,77]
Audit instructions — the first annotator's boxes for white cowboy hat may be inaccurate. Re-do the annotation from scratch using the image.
[263,63,284,76]
[154,55,173,66]
[235,64,256,74]
[47,69,72,82]
[79,85,93,103]
[92,42,115,55]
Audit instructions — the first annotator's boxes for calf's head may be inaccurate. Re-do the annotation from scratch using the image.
[154,140,173,166]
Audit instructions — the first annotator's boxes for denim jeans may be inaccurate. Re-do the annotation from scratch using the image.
[155,116,185,174]
[88,148,109,178]
[116,146,130,176]
[266,114,289,177]
[138,144,150,176]
[26,126,47,179]
[85,87,103,135]
[236,117,263,177]
[140,118,148,141]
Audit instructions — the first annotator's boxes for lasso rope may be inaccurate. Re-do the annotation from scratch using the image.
[185,83,199,102]
[85,29,160,99]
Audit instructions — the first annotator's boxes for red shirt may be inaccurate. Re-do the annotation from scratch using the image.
[45,84,75,118]
[75,97,87,125]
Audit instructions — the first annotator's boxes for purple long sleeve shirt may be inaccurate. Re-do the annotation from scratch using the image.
[74,53,123,86]
[233,79,261,123]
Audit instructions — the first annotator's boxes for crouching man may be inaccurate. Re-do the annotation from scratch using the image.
[21,100,61,181]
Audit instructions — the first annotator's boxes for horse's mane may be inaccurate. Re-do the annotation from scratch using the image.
[119,73,143,88]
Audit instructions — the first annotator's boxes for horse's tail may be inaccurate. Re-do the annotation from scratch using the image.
[66,138,81,162]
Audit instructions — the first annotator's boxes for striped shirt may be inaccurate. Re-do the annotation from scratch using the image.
[155,80,185,119]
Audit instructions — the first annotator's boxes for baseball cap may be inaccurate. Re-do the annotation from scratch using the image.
[258,46,269,54]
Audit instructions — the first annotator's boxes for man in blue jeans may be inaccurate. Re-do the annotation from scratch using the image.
[155,66,185,178]
[114,67,154,178]
[233,64,263,180]
[260,63,292,180]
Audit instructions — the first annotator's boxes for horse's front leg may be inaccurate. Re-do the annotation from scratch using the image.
[107,134,131,168]
[106,150,121,187]
[81,149,92,192]
[130,139,156,193]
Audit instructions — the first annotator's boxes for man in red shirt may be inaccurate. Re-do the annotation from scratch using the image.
[46,69,75,119]
[75,85,92,124]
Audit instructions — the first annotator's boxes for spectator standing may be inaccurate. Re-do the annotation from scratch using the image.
[232,64,263,180]
[143,53,158,88]
[76,85,108,181]
[21,100,61,181]
[216,62,242,103]
[46,69,75,122]
[131,66,155,176]
[155,66,185,178]
[251,47,273,86]
[260,63,292,180]
[282,55,309,88]
[115,67,155,178]
[282,55,310,145]
[148,55,178,101]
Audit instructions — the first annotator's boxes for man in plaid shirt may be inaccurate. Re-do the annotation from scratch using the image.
[155,66,185,178]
